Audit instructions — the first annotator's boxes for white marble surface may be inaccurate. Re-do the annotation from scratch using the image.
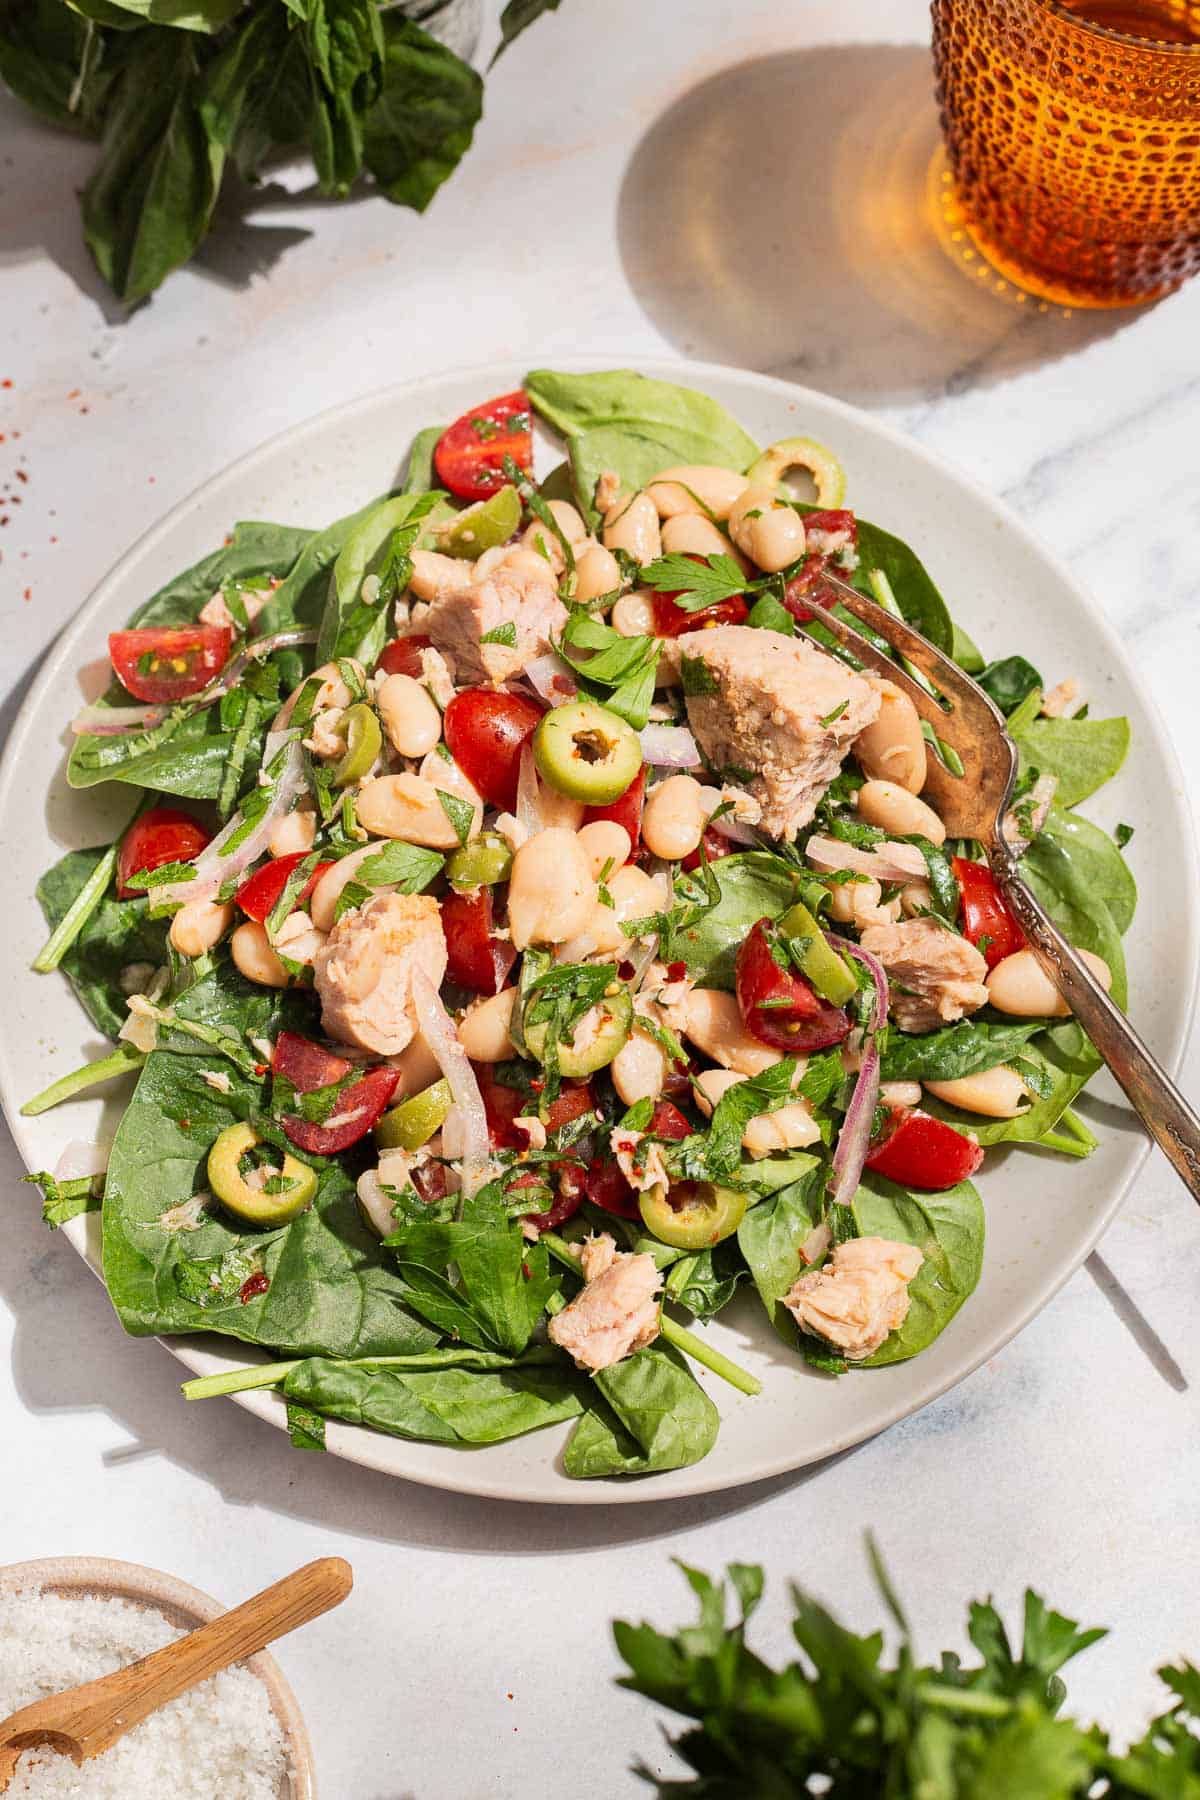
[2,1,1199,1793]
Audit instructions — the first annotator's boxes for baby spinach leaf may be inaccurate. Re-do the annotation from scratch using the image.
[362,16,483,211]
[385,1190,558,1356]
[36,845,169,1038]
[525,369,759,524]
[672,852,803,989]
[283,1356,582,1444]
[878,1018,1045,1083]
[850,520,953,654]
[665,1242,748,1321]
[67,707,255,799]
[102,1049,437,1357]
[951,619,985,674]
[1012,714,1130,807]
[851,1172,985,1364]
[401,425,444,494]
[1019,828,1128,1009]
[317,490,447,666]
[286,1400,327,1450]
[1025,805,1136,938]
[736,1171,821,1345]
[978,654,1043,715]
[564,1342,720,1478]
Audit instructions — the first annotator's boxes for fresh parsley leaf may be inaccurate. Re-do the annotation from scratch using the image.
[436,789,474,848]
[680,653,718,697]
[818,700,848,729]
[1114,821,1134,849]
[479,621,518,647]
[641,552,745,613]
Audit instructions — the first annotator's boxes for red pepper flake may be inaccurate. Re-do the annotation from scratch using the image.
[15,470,27,483]
[79,406,90,415]
[66,388,80,399]
[1,379,12,389]
[667,960,686,982]
[617,959,635,980]
[148,475,156,484]
[529,1077,544,1093]
[254,1062,267,1076]
[49,535,58,543]
[22,588,31,602]
[239,1270,270,1304]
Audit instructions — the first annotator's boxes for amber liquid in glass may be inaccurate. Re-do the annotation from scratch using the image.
[932,0,1200,306]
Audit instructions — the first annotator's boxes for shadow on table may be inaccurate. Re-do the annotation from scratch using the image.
[617,45,1140,406]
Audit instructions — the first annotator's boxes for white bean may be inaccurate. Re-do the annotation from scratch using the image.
[577,820,632,879]
[273,909,326,967]
[728,484,806,573]
[611,590,656,637]
[611,1029,668,1106]
[645,464,749,521]
[169,899,233,958]
[357,773,477,849]
[376,673,442,759]
[507,827,596,949]
[827,876,900,929]
[393,1032,442,1095]
[855,677,927,793]
[408,549,471,599]
[987,947,1112,1018]
[562,865,667,958]
[694,1068,818,1153]
[924,1065,1030,1119]
[267,804,316,860]
[458,988,517,1062]
[521,499,588,571]
[272,660,362,733]
[880,1079,922,1108]
[603,493,661,565]
[680,988,779,1075]
[900,880,932,918]
[642,775,706,861]
[536,782,586,833]
[857,779,947,845]
[230,921,290,988]
[309,844,377,932]
[660,513,749,572]
[574,544,622,606]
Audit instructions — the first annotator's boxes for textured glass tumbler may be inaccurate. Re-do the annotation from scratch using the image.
[932,0,1200,306]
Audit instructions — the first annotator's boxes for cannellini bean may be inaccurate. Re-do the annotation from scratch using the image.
[611,1029,669,1106]
[680,988,780,1076]
[418,750,484,822]
[880,1080,922,1108]
[272,660,363,733]
[522,499,588,570]
[357,774,469,849]
[574,544,622,606]
[855,677,927,793]
[987,946,1112,1018]
[642,775,706,861]
[611,590,656,637]
[645,464,749,521]
[376,673,442,758]
[603,493,661,565]
[267,803,316,859]
[537,783,586,833]
[393,1031,442,1095]
[309,844,378,932]
[577,819,632,879]
[728,484,806,573]
[558,865,665,960]
[694,1069,818,1154]
[408,549,471,600]
[925,1065,1030,1119]
[857,779,947,846]
[900,880,932,918]
[826,876,900,930]
[274,908,326,967]
[169,899,233,958]
[458,988,517,1062]
[660,513,750,573]
[508,827,596,949]
[230,921,290,988]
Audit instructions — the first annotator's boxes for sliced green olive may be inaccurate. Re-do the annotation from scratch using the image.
[439,486,522,559]
[375,1078,452,1151]
[777,901,858,1006]
[747,435,846,508]
[532,700,642,804]
[332,702,382,788]
[446,832,513,891]
[525,987,633,1077]
[207,1121,317,1226]
[638,1179,747,1250]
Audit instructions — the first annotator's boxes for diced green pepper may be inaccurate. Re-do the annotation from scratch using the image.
[375,1079,452,1151]
[207,1122,317,1226]
[439,486,522,560]
[446,833,513,891]
[332,703,382,788]
[778,901,858,1006]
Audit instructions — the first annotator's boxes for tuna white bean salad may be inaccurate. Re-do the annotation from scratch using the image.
[26,369,1135,1480]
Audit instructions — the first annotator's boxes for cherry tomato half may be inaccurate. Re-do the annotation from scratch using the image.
[109,625,232,704]
[516,1080,600,1233]
[433,389,533,502]
[271,1030,351,1092]
[583,766,646,854]
[377,634,433,679]
[561,1101,694,1222]
[236,853,333,924]
[865,1109,984,1190]
[117,806,211,898]
[281,1066,401,1156]
[952,857,1026,969]
[681,823,734,874]
[441,886,517,995]
[443,688,542,812]
[735,916,851,1052]
[650,590,749,636]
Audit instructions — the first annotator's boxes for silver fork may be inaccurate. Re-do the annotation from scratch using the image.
[802,569,1200,1203]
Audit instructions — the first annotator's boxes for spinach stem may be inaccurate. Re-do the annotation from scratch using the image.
[182,1344,561,1401]
[20,1043,145,1117]
[31,842,118,973]
[1037,1107,1097,1159]
[866,567,940,701]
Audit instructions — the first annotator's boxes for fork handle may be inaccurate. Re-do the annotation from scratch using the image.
[992,857,1200,1203]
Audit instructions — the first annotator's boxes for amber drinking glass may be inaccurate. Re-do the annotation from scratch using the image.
[932,0,1200,305]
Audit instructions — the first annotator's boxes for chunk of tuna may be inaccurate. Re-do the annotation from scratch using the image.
[313,892,447,1056]
[681,627,879,839]
[784,1234,923,1360]
[420,563,567,685]
[548,1233,662,1371]
[859,915,989,1034]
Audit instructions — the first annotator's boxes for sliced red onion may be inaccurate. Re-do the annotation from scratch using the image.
[806,834,927,883]
[357,1169,396,1238]
[154,739,306,907]
[1004,772,1059,856]
[698,793,759,845]
[515,742,544,837]
[639,723,701,769]
[825,934,889,1206]
[412,968,489,1197]
[71,701,167,737]
[799,1219,832,1266]
[522,652,577,704]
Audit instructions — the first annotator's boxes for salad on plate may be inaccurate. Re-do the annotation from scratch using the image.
[24,369,1134,1479]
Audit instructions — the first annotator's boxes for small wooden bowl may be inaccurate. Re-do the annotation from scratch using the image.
[0,1557,316,1799]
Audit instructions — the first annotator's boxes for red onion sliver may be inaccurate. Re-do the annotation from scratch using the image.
[70,629,317,739]
[806,834,926,884]
[522,652,577,704]
[413,968,489,1198]
[155,738,307,908]
[799,1219,832,1266]
[71,702,167,737]
[825,933,890,1207]
[639,723,701,769]
[827,934,889,1034]
[515,742,544,837]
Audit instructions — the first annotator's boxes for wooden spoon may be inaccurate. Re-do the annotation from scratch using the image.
[0,1556,352,1790]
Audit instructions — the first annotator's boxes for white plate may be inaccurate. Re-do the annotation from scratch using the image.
[1,359,1194,1505]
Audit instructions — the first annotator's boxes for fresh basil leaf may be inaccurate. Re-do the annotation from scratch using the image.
[0,0,116,132]
[362,16,483,211]
[878,1018,1045,1083]
[492,0,563,61]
